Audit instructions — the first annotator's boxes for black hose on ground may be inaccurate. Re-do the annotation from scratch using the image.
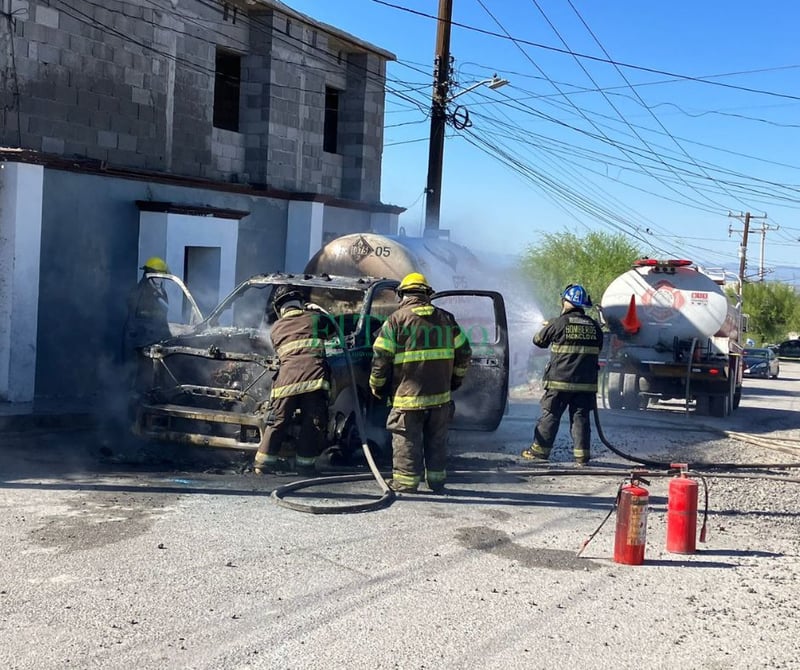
[592,406,800,472]
[272,341,800,513]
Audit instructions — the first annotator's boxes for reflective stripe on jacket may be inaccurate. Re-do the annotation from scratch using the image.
[370,296,472,409]
[270,307,330,399]
[533,306,603,393]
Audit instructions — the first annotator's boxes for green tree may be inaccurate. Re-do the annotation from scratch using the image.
[741,281,800,344]
[518,231,643,317]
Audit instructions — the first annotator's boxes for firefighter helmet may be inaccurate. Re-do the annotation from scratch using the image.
[397,272,433,295]
[142,256,169,273]
[271,285,304,315]
[562,284,592,308]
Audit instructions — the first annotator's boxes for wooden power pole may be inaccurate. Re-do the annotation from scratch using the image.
[424,0,453,232]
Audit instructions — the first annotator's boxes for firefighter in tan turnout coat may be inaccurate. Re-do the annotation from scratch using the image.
[253,286,331,475]
[369,273,472,493]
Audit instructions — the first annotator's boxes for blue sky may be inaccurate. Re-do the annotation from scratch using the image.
[287,0,800,280]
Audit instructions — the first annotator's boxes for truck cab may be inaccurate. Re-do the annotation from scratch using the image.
[131,273,509,462]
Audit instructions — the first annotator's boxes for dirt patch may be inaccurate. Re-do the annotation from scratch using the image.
[30,490,175,554]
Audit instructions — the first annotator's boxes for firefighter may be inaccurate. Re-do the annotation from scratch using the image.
[520,284,604,465]
[369,272,472,494]
[253,286,331,475]
[123,256,172,362]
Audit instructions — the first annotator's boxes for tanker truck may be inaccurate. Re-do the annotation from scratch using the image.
[599,258,744,417]
[305,232,544,388]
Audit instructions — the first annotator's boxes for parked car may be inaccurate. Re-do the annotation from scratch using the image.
[131,272,510,463]
[742,347,780,379]
[777,339,800,361]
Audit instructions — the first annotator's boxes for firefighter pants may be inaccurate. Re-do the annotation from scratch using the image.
[256,390,328,463]
[532,389,593,462]
[386,404,452,489]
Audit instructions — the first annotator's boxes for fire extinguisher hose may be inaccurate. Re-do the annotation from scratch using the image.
[576,481,623,557]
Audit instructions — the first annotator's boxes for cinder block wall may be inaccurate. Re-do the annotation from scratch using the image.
[0,0,387,200]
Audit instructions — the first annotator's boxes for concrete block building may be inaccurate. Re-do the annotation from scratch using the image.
[0,0,402,406]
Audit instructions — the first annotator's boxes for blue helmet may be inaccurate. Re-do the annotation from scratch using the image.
[562,284,592,308]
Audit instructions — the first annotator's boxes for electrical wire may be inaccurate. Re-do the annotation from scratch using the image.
[370,0,800,102]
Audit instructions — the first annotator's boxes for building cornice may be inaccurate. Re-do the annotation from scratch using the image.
[0,149,406,215]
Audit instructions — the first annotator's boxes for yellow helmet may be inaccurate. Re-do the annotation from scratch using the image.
[397,272,432,294]
[142,256,169,273]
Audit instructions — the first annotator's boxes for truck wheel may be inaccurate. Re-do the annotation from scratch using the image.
[622,374,639,410]
[733,389,742,410]
[606,372,623,409]
[709,394,730,418]
[695,394,710,416]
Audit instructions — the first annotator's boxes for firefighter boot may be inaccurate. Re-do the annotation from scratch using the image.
[253,453,291,475]
[520,443,549,462]
[294,455,318,477]
[386,477,419,493]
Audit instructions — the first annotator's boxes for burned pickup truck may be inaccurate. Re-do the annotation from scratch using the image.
[132,272,509,462]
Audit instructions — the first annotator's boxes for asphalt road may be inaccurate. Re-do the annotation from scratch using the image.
[1,364,799,669]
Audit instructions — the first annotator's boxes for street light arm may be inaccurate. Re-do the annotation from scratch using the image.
[446,75,509,103]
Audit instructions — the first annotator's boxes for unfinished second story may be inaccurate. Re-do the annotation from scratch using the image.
[0,0,394,202]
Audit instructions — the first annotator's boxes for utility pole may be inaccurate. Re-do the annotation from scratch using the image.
[424,0,453,233]
[728,212,773,285]
[735,211,750,290]
[756,220,779,281]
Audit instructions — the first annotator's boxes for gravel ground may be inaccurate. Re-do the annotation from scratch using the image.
[1,365,799,669]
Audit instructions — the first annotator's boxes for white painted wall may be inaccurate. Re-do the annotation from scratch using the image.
[285,200,324,272]
[0,162,44,402]
[138,212,238,321]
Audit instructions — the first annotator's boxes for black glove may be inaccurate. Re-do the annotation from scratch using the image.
[370,386,385,400]
[450,378,463,392]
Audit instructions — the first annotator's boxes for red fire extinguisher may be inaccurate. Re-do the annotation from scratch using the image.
[667,465,707,553]
[613,474,650,565]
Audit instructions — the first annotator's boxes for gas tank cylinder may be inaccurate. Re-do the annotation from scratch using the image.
[666,472,699,554]
[613,480,649,565]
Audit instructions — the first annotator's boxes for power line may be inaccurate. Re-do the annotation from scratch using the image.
[371,0,800,102]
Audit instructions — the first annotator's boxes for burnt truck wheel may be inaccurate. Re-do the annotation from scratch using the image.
[606,372,623,409]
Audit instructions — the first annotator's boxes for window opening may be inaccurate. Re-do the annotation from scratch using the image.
[214,48,241,132]
[324,87,340,154]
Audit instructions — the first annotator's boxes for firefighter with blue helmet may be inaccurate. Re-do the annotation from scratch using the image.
[521,283,603,465]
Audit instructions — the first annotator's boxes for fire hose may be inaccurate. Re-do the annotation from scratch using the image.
[272,310,800,514]
[272,389,800,514]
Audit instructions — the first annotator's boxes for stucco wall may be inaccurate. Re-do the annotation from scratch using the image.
[34,168,287,401]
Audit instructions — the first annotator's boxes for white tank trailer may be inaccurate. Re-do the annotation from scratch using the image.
[305,232,542,386]
[599,259,744,417]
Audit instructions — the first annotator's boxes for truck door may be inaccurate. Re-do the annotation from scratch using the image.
[431,290,509,431]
